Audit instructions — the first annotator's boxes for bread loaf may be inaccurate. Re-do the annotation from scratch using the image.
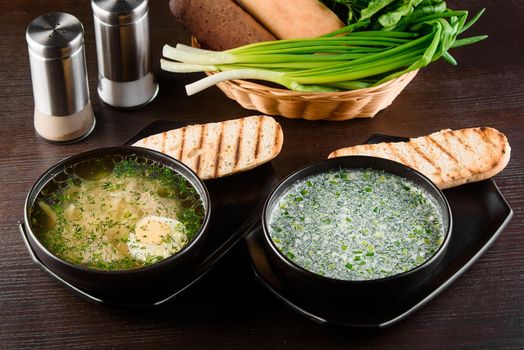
[133,116,284,180]
[236,0,344,39]
[169,0,276,51]
[328,127,511,189]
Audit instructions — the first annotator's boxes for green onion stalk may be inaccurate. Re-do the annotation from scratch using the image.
[161,9,486,95]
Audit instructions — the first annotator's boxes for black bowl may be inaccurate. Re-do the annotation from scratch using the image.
[260,156,452,304]
[21,146,211,302]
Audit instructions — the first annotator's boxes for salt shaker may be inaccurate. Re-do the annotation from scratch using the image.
[26,12,96,143]
[92,0,158,108]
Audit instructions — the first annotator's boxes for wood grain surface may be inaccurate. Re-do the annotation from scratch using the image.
[1,1,523,349]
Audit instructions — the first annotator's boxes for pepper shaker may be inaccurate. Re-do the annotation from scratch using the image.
[92,0,158,108]
[26,12,96,143]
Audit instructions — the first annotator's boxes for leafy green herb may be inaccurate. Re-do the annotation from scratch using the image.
[179,206,204,240]
[360,0,396,22]
[378,1,419,29]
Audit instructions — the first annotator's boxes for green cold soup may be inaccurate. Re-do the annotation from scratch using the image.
[268,168,445,281]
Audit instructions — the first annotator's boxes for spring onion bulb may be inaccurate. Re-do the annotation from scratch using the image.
[162,9,486,95]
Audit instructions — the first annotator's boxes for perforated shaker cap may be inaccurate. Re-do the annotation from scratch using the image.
[26,12,84,59]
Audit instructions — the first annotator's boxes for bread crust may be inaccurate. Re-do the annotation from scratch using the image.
[328,127,511,189]
[169,0,276,51]
[133,116,284,180]
[236,0,344,39]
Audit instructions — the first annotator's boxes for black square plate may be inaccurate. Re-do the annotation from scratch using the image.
[245,134,513,327]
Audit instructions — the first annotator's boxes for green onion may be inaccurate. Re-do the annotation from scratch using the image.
[161,9,485,95]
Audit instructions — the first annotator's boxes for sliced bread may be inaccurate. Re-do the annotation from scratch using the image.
[328,127,511,189]
[133,116,284,180]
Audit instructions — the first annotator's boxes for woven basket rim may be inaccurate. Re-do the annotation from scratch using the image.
[221,70,418,100]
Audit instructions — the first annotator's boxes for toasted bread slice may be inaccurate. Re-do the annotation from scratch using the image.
[133,116,284,180]
[328,127,511,189]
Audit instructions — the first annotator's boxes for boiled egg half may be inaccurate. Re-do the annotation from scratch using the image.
[127,215,188,262]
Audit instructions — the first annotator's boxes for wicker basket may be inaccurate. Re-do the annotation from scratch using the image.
[191,37,418,121]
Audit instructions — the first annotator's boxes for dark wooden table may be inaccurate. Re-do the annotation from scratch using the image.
[1,1,523,349]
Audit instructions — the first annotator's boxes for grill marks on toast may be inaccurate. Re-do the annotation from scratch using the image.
[234,118,245,171]
[427,135,459,165]
[177,127,185,160]
[213,123,224,179]
[194,124,205,175]
[180,124,203,173]
[190,121,223,179]
[452,130,475,154]
[410,142,441,177]
[217,119,241,177]
[328,127,510,189]
[132,116,283,180]
[391,141,440,179]
[254,118,263,159]
[239,116,263,171]
[426,135,465,182]
[428,130,474,177]
[476,127,496,148]
[386,143,409,165]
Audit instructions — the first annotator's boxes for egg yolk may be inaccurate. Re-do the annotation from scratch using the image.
[135,216,175,244]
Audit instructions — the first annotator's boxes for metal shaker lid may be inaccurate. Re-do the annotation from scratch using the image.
[92,0,148,25]
[26,12,84,59]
